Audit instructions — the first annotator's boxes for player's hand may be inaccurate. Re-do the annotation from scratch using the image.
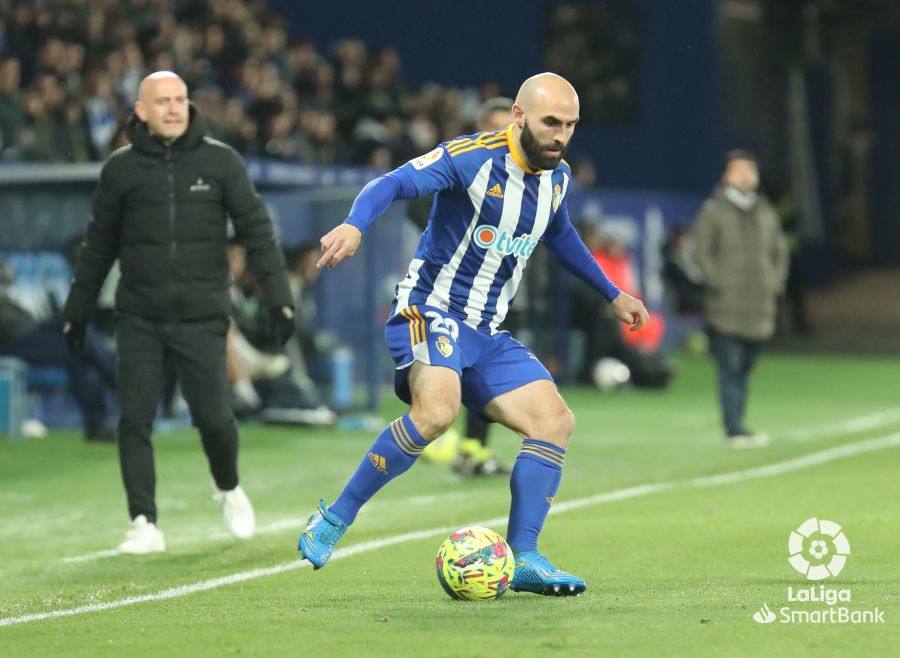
[317,224,362,270]
[63,321,86,355]
[610,292,649,332]
[268,306,295,346]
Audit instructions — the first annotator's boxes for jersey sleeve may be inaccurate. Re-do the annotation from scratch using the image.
[543,201,621,302]
[392,144,463,196]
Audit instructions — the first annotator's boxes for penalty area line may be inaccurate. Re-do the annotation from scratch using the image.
[2,432,899,628]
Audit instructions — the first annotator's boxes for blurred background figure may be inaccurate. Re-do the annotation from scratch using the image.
[693,150,788,448]
[662,227,705,317]
[0,260,116,442]
[661,226,707,353]
[570,222,673,390]
[227,242,335,426]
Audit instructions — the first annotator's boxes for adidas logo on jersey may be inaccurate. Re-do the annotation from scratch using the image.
[486,183,504,199]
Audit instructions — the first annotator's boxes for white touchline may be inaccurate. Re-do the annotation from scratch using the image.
[54,407,900,565]
[3,431,899,628]
[783,407,900,442]
[59,493,469,564]
[59,517,309,564]
[56,407,900,565]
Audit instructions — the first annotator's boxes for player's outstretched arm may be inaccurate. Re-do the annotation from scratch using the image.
[317,143,462,271]
[543,204,649,331]
[317,171,419,270]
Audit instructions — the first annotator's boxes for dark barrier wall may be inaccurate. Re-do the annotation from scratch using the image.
[266,0,723,193]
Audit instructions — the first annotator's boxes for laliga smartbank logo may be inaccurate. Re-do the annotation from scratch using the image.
[752,518,884,625]
[788,517,850,580]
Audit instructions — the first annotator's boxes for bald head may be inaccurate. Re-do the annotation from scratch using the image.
[138,70,185,101]
[135,71,189,144]
[511,72,579,171]
[515,72,579,114]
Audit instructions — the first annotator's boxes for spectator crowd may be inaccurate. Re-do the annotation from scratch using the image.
[0,0,503,166]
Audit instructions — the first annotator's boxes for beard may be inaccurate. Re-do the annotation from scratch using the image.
[520,120,568,170]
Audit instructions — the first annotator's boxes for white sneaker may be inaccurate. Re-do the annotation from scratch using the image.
[214,485,255,539]
[728,433,770,449]
[118,515,166,554]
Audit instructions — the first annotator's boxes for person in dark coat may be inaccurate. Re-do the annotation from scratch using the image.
[693,150,789,448]
[62,71,295,553]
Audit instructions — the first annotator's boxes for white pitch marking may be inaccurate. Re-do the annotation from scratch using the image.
[782,407,900,442]
[58,517,309,564]
[690,432,900,486]
[55,408,900,565]
[60,549,120,564]
[4,432,899,628]
[58,492,464,564]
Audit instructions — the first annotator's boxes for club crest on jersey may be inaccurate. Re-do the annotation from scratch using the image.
[435,334,453,358]
[473,224,538,258]
[552,183,562,212]
[410,147,444,170]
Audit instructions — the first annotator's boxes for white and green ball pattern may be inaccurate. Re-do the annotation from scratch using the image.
[435,526,515,601]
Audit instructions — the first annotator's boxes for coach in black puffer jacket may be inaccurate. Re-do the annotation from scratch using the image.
[63,104,291,322]
[62,72,293,546]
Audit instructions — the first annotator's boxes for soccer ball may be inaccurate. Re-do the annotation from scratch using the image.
[435,526,515,601]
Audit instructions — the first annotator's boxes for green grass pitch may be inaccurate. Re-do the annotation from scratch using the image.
[1,353,898,657]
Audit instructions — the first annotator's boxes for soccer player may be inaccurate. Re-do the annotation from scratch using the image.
[452,97,517,477]
[298,73,647,595]
[408,97,517,476]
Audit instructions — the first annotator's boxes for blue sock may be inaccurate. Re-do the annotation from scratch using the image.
[506,438,565,553]
[329,414,428,526]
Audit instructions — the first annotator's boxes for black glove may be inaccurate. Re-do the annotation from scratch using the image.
[63,321,86,356]
[268,306,295,346]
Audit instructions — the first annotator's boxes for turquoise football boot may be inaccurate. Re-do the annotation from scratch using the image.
[510,550,587,596]
[298,499,347,569]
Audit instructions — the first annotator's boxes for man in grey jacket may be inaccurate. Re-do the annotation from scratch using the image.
[693,151,789,447]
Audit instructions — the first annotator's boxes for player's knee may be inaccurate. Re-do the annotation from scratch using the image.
[530,405,575,446]
[409,399,460,442]
[557,407,576,441]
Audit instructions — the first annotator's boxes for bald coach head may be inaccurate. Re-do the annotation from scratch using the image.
[134,71,190,145]
[512,72,579,170]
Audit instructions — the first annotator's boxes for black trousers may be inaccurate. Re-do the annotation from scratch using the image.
[707,327,762,437]
[116,313,238,522]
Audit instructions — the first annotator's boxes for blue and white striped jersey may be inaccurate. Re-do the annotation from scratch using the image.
[391,124,571,335]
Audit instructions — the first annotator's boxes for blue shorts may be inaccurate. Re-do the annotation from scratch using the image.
[385,304,553,415]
